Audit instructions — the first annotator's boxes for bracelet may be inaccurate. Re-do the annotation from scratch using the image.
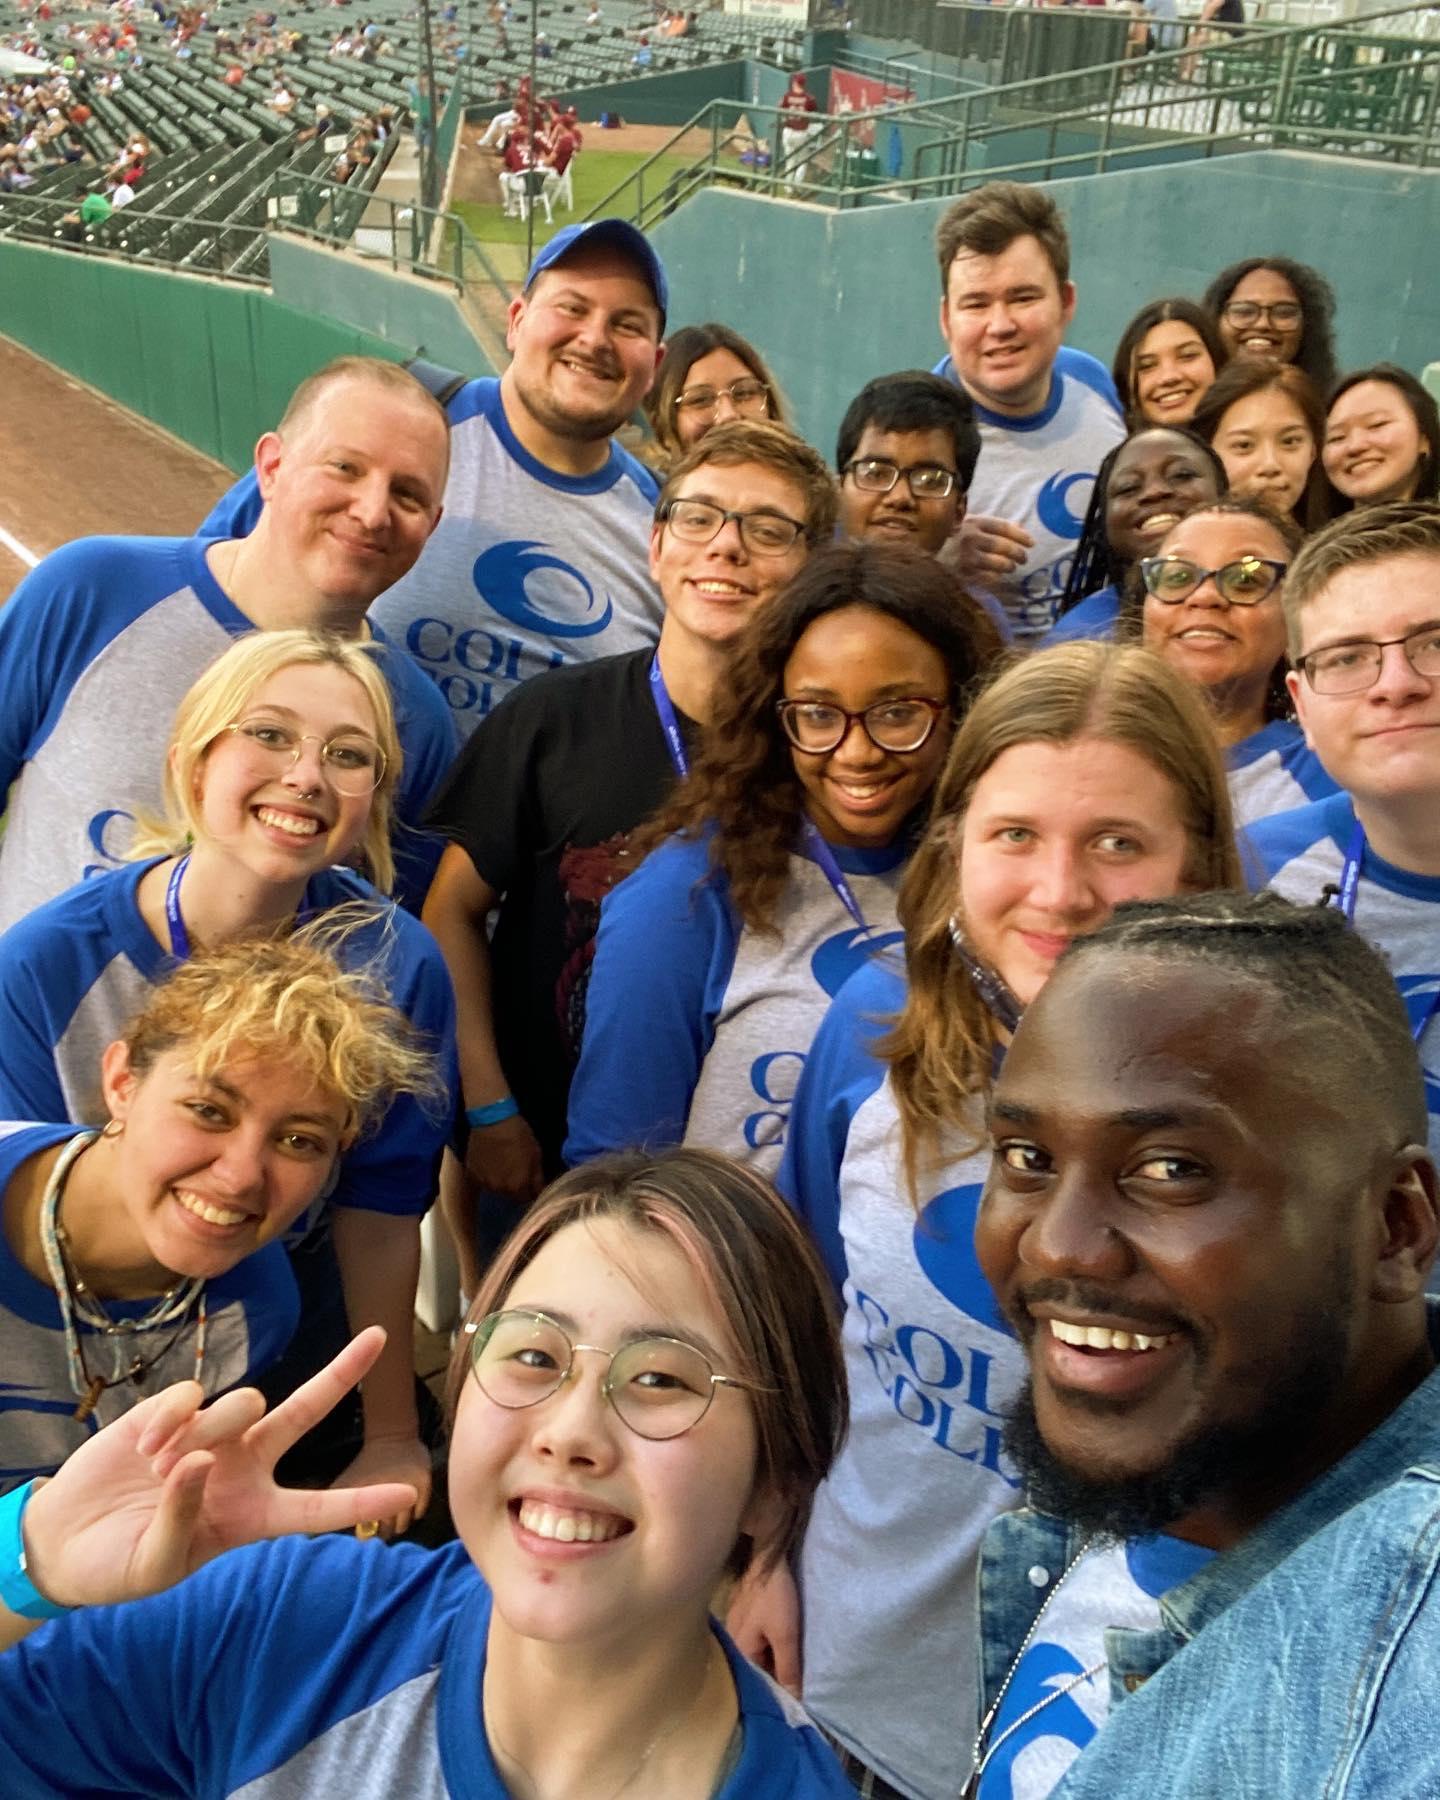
[0,1480,75,1621]
[466,1096,520,1129]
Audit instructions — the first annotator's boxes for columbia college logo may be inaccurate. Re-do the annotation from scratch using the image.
[475,541,614,637]
[1035,471,1093,540]
[406,539,616,721]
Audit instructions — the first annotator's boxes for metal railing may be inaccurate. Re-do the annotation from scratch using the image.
[0,190,272,281]
[263,170,514,363]
[583,0,1440,225]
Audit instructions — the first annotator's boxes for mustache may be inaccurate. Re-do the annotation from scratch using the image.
[558,351,621,381]
[1014,1278,1192,1339]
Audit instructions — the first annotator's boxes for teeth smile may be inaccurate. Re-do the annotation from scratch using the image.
[834,781,892,799]
[517,1502,628,1543]
[694,581,749,595]
[255,806,321,837]
[175,1190,249,1227]
[1049,1319,1177,1351]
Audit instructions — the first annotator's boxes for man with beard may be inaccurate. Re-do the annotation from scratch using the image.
[201,221,669,743]
[970,890,1440,1799]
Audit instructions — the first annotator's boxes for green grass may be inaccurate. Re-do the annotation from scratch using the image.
[452,146,695,262]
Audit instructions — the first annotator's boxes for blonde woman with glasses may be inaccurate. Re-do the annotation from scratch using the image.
[0,630,457,1533]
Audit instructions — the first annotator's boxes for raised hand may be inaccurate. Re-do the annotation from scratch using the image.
[18,1329,419,1616]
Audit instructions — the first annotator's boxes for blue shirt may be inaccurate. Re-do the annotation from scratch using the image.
[566,832,907,1177]
[1225,717,1337,830]
[778,960,1025,1799]
[1041,583,1121,646]
[0,1537,855,1797]
[1246,790,1440,1165]
[933,346,1125,640]
[0,533,456,925]
[0,860,457,1217]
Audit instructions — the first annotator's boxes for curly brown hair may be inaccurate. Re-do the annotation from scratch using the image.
[634,542,1002,935]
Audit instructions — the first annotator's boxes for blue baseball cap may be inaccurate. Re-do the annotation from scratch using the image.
[523,219,668,328]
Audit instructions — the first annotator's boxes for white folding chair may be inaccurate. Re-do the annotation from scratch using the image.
[518,165,553,223]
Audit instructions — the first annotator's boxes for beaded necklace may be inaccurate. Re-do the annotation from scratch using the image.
[37,1132,209,1422]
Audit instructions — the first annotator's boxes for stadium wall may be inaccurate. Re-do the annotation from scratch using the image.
[650,149,1440,463]
[267,237,494,379]
[518,58,756,125]
[0,240,405,470]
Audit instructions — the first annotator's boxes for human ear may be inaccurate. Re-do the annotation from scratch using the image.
[737,1479,789,1569]
[1372,1151,1439,1303]
[254,431,284,500]
[98,1039,140,1127]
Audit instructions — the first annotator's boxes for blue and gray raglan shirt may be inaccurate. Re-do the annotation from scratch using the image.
[0,532,458,928]
[0,860,457,1217]
[777,959,1026,1800]
[200,376,664,744]
[0,1536,855,1797]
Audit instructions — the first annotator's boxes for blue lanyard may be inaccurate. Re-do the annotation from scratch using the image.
[649,655,870,933]
[799,821,870,934]
[648,654,690,779]
[1333,820,1366,924]
[164,853,192,960]
[1330,819,1440,1046]
[162,853,314,963]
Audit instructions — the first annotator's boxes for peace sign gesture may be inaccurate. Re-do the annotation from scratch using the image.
[9,1329,419,1633]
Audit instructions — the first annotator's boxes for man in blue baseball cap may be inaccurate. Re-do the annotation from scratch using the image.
[200,218,670,745]
[364,217,669,740]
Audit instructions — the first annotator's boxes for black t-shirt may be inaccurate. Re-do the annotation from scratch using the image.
[426,647,700,1173]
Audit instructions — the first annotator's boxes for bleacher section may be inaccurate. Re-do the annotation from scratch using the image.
[1,0,805,283]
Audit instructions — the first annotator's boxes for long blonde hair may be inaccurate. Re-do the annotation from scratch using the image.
[882,641,1243,1198]
[130,629,403,893]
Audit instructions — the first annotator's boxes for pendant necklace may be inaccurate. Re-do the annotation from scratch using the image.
[38,1132,209,1422]
[485,1642,719,1800]
[960,1537,1105,1799]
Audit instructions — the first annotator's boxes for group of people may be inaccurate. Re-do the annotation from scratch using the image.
[0,194,1436,1798]
[478,79,582,216]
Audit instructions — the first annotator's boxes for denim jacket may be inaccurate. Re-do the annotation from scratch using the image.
[975,1315,1440,1798]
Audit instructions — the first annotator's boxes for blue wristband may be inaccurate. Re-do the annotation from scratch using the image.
[0,1480,75,1621]
[466,1096,520,1129]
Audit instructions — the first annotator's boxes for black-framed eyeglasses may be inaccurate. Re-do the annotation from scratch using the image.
[464,1308,765,1441]
[222,717,388,794]
[1221,299,1303,329]
[1296,624,1440,695]
[673,377,771,418]
[842,458,958,499]
[658,497,805,556]
[777,696,949,755]
[1139,555,1288,607]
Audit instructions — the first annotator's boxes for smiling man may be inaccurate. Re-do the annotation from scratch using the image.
[202,219,669,744]
[969,891,1440,1799]
[835,371,979,559]
[1247,502,1440,1170]
[0,356,455,928]
[420,423,835,1287]
[932,183,1124,641]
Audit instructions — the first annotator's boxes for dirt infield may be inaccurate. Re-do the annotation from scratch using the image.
[0,336,235,604]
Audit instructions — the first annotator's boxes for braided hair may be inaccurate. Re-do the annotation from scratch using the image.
[1057,891,1426,1143]
[1056,427,1227,622]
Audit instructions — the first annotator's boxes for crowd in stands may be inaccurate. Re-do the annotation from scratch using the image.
[0,168,1438,1800]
